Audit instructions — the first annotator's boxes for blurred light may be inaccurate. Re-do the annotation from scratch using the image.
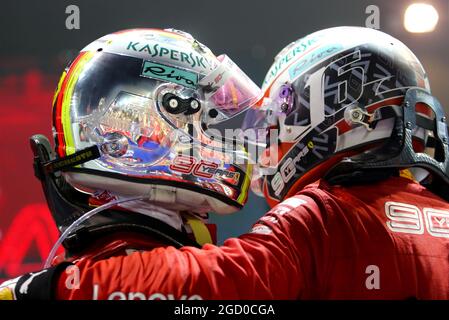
[404,3,439,33]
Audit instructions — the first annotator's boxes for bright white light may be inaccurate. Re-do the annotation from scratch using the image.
[404,3,439,33]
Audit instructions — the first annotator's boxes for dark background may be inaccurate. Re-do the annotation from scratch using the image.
[0,0,448,281]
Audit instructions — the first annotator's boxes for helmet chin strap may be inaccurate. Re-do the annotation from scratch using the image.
[115,198,184,231]
[87,181,216,239]
[90,193,215,246]
[126,198,215,246]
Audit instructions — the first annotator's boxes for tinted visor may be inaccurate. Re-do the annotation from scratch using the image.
[200,55,262,124]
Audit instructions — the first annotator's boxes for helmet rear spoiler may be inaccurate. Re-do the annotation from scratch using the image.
[30,134,92,232]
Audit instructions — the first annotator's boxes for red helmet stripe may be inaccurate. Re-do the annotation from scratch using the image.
[53,51,91,157]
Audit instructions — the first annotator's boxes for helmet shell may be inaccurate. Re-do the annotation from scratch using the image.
[250,27,431,205]
[52,28,258,214]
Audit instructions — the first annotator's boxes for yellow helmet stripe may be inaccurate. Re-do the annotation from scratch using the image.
[237,162,252,205]
[61,51,95,155]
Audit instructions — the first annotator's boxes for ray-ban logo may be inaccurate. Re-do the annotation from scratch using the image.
[141,61,198,89]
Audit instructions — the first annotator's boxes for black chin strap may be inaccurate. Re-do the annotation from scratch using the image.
[325,167,399,186]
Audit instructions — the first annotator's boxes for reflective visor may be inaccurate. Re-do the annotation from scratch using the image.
[242,96,280,146]
[241,84,298,174]
[243,82,292,127]
[242,80,309,143]
[199,55,262,123]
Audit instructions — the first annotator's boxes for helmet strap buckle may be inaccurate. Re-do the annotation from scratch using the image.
[345,105,375,131]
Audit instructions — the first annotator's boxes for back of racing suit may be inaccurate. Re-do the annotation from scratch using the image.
[10,176,449,299]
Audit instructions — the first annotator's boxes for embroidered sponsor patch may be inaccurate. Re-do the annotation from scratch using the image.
[141,60,198,89]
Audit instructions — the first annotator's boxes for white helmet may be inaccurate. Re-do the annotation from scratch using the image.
[243,27,449,207]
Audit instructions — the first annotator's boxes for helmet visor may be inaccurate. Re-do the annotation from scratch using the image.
[200,55,262,124]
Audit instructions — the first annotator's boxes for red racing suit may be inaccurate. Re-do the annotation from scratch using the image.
[48,175,449,299]
[5,176,448,300]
